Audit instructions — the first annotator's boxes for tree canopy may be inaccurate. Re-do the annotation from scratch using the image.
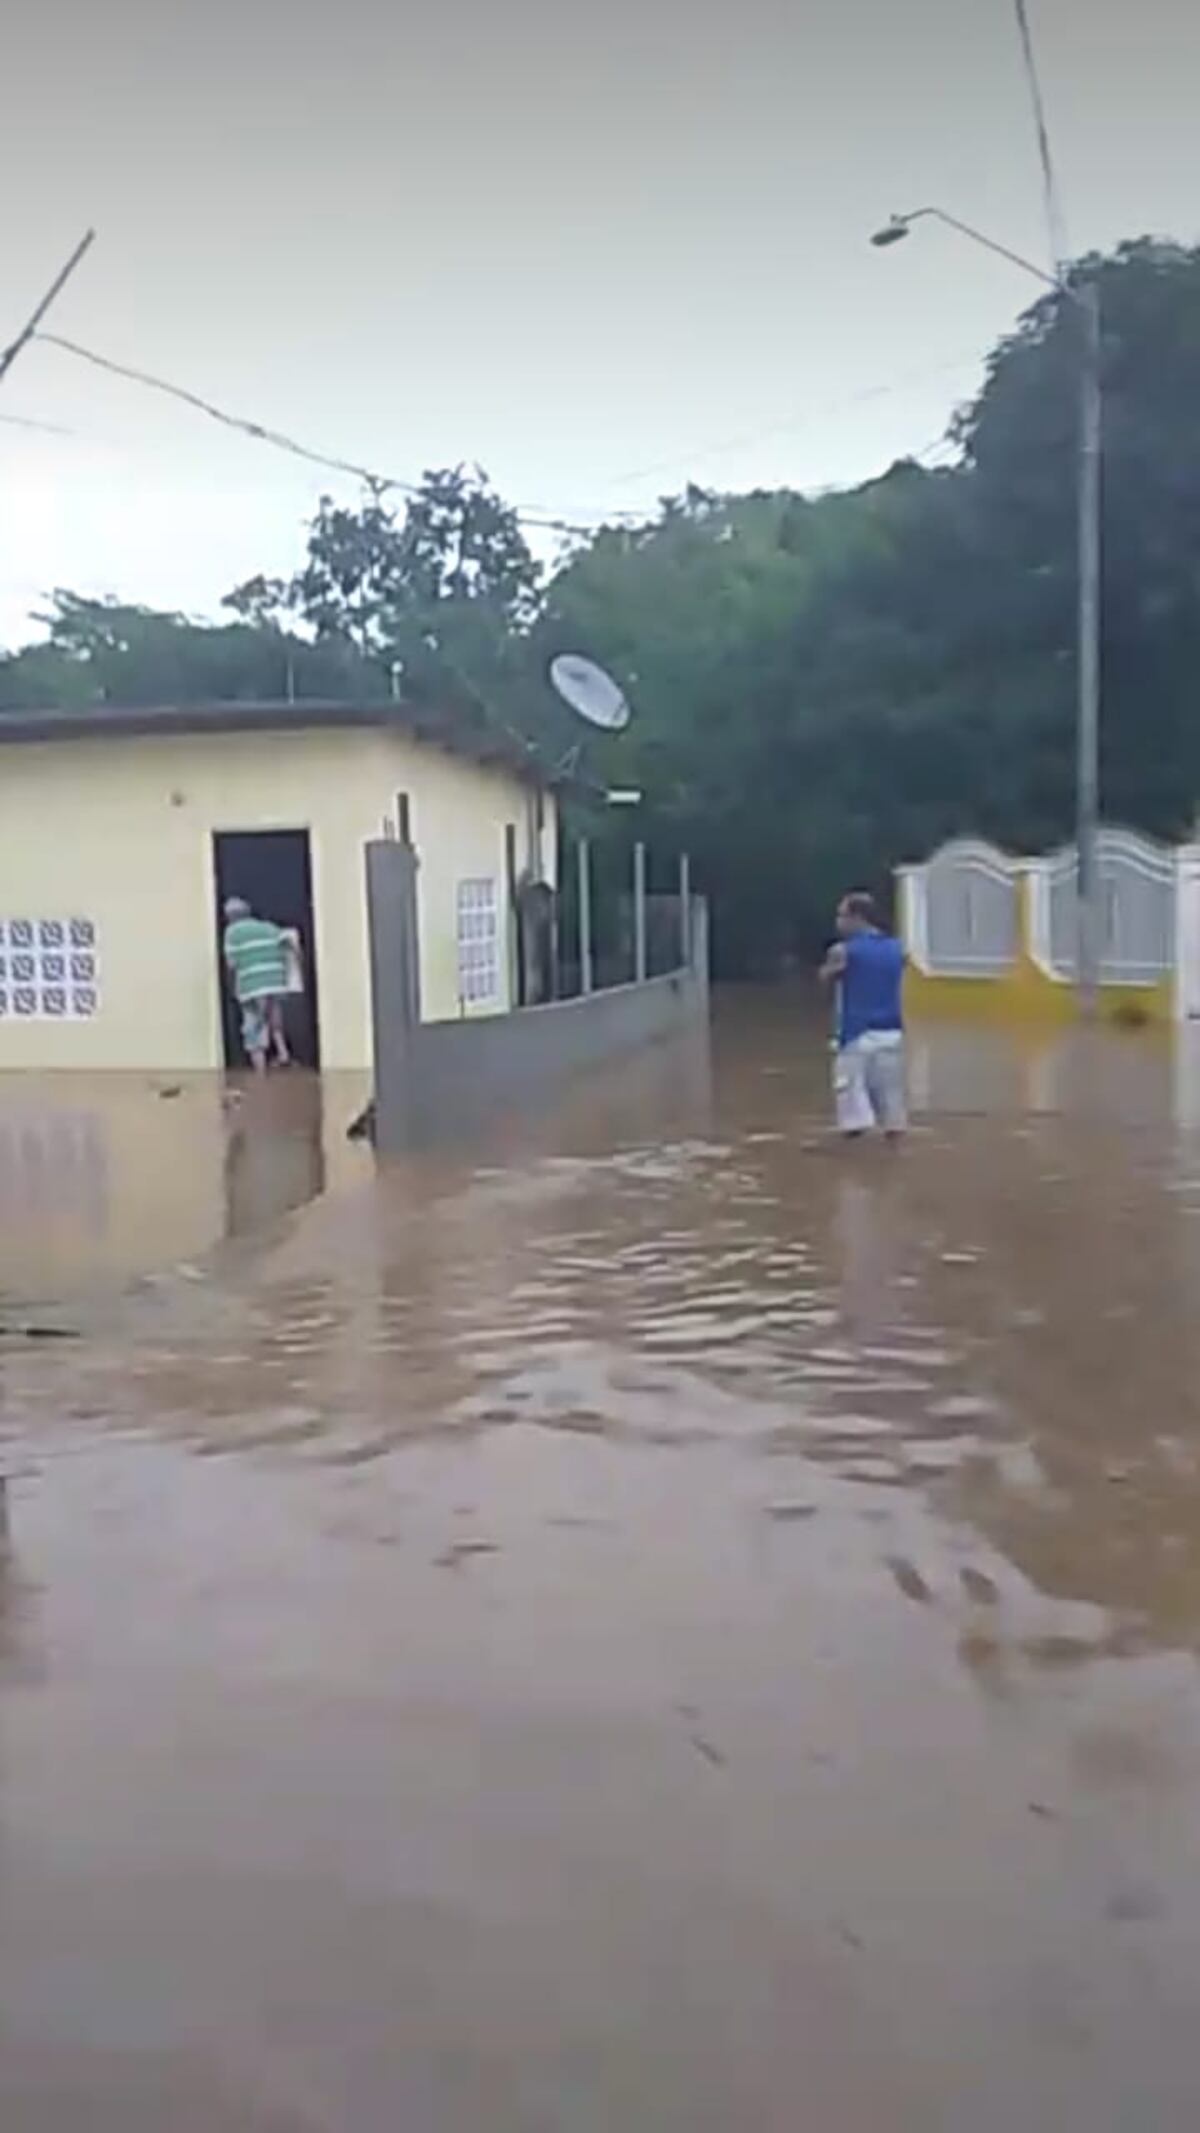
[4,237,1200,970]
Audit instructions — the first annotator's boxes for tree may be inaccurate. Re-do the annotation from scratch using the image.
[278,465,540,689]
[954,239,1200,837]
[5,237,1200,974]
[543,238,1200,964]
[0,592,375,710]
[284,490,405,658]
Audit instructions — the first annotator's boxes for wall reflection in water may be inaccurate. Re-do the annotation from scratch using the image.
[0,1071,369,1296]
[222,1076,327,1243]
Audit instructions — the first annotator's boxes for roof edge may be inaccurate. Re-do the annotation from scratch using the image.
[0,697,557,787]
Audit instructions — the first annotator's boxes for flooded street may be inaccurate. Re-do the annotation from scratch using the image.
[3,1002,1200,2128]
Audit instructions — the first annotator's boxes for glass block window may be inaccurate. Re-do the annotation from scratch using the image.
[0,917,100,1021]
[456,879,500,1008]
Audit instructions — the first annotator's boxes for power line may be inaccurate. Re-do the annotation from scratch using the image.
[1011,0,1069,272]
[599,350,987,492]
[34,331,632,540]
[0,411,76,437]
[0,232,95,387]
[30,328,983,538]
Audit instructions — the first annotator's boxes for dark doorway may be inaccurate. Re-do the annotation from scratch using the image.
[213,829,321,1070]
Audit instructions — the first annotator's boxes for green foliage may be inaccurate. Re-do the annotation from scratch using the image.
[0,591,372,711]
[542,238,1200,965]
[4,239,1200,972]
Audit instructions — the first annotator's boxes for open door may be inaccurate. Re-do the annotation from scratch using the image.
[213,829,321,1069]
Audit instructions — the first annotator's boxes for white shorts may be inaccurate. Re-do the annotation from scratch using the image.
[833,1030,907,1136]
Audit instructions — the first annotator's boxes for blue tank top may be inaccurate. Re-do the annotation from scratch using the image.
[838,931,904,1046]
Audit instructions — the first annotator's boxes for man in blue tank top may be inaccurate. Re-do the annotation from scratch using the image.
[819,892,907,1139]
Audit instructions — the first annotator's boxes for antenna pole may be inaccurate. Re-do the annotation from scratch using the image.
[0,229,95,386]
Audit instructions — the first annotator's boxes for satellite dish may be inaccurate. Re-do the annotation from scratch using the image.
[549,653,631,733]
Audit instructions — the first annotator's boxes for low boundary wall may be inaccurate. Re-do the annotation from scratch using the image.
[366,840,709,1152]
[897,830,1186,1024]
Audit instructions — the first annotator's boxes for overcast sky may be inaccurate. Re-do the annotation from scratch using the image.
[2,0,1197,643]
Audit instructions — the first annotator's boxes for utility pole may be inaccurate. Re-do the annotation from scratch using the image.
[1074,280,1102,1013]
[0,230,95,387]
[871,205,1102,1016]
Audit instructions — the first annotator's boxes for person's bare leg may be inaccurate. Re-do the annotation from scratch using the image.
[269,998,291,1068]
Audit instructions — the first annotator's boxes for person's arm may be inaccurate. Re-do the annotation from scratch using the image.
[819,942,847,986]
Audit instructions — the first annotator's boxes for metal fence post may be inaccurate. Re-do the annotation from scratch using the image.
[679,852,692,969]
[634,841,647,983]
[578,837,594,995]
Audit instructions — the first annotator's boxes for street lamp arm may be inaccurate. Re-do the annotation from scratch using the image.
[876,207,1064,298]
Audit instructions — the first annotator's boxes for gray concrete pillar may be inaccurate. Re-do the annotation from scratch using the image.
[365,839,421,1154]
[689,895,710,1003]
[679,853,692,968]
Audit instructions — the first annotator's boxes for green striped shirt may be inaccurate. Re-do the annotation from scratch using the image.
[223,916,288,1002]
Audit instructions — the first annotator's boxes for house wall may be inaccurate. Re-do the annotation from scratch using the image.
[0,725,552,1071]
[401,739,555,1021]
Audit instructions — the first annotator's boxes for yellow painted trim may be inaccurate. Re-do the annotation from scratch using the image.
[907,876,1175,1025]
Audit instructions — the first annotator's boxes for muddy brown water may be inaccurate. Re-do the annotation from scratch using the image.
[3,1003,1200,2128]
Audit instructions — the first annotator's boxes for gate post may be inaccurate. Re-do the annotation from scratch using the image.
[365,839,421,1151]
[578,838,594,996]
[1175,844,1200,1021]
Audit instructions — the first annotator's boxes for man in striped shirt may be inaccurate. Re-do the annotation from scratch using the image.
[222,897,292,1073]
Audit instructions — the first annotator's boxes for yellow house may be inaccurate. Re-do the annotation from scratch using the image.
[0,701,557,1072]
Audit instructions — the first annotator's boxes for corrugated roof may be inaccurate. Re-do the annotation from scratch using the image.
[0,698,552,786]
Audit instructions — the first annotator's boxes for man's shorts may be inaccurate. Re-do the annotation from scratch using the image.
[833,1030,907,1136]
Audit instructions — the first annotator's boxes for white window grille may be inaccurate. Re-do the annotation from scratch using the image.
[0,917,100,1021]
[456,879,500,1008]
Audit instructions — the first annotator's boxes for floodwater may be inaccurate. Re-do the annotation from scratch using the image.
[4,1003,1200,2129]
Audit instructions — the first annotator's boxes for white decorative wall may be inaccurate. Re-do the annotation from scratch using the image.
[903,839,1019,978]
[1027,830,1176,986]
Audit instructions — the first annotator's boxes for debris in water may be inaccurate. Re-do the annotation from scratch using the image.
[688,1732,726,1769]
[4,1324,79,1343]
[433,1539,499,1569]
[960,1566,1000,1605]
[887,1555,932,1604]
[1105,1881,1164,1925]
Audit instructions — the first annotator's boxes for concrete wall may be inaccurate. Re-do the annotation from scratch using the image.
[898,831,1179,1027]
[0,726,550,1071]
[367,838,709,1152]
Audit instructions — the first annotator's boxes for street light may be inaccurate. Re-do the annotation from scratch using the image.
[871,207,1102,1015]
